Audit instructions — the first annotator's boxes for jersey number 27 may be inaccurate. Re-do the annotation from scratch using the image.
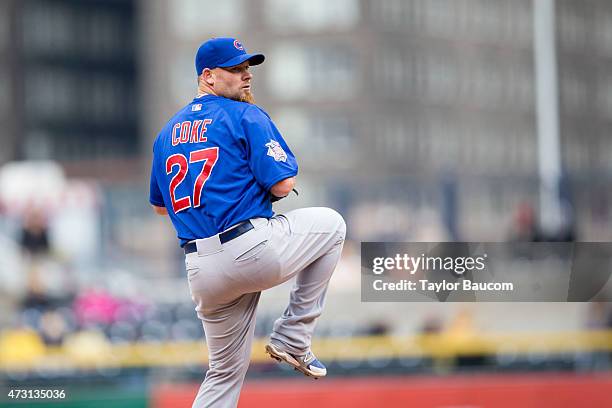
[166,147,219,213]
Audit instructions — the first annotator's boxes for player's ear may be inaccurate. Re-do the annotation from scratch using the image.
[202,69,215,86]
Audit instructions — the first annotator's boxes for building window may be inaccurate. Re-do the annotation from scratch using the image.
[272,108,309,149]
[557,2,589,50]
[563,137,587,172]
[0,68,9,116]
[560,71,588,116]
[509,0,533,46]
[0,2,8,52]
[22,1,75,57]
[172,0,244,38]
[424,53,459,105]
[25,68,74,121]
[371,0,409,29]
[267,43,358,100]
[506,66,534,111]
[597,77,612,120]
[171,48,199,103]
[88,10,122,60]
[374,48,413,97]
[421,0,458,39]
[266,0,360,32]
[595,10,612,56]
[273,109,353,164]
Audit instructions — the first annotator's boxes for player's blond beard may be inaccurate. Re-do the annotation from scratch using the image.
[238,90,255,104]
[196,77,255,104]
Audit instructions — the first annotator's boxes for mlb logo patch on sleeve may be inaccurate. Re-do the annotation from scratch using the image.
[192,104,202,111]
[265,140,287,162]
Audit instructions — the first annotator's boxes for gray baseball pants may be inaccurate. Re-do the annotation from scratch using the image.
[187,207,346,408]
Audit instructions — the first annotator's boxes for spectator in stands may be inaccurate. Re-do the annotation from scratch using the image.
[19,206,54,310]
[19,206,50,257]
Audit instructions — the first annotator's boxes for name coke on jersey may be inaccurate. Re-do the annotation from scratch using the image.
[171,119,213,146]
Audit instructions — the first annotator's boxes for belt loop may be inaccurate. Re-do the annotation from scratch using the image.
[249,218,268,229]
[195,235,222,255]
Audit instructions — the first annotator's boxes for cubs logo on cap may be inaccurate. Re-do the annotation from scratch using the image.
[195,37,265,75]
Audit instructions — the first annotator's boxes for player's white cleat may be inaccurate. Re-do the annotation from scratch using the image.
[265,343,327,379]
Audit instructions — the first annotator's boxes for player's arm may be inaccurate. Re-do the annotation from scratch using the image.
[270,177,295,198]
[152,205,168,216]
[240,106,298,201]
[149,141,168,216]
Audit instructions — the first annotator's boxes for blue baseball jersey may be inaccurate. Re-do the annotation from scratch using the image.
[149,95,298,246]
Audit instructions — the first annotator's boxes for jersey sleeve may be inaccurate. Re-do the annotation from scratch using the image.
[149,144,165,207]
[241,106,298,191]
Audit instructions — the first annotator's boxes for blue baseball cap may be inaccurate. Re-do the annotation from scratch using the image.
[195,37,265,75]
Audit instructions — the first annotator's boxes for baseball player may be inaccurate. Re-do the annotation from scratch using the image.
[149,37,346,408]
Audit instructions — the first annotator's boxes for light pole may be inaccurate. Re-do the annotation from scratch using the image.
[533,0,562,237]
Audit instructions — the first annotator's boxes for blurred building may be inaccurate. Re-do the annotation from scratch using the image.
[140,0,612,241]
[0,0,610,241]
[0,0,139,179]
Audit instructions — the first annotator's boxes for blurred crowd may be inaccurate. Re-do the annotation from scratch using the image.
[0,204,368,358]
[0,163,608,377]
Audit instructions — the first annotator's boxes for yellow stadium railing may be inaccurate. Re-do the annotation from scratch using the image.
[1,329,611,371]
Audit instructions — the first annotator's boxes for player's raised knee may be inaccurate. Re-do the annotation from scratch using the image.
[335,210,347,239]
[320,207,346,238]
